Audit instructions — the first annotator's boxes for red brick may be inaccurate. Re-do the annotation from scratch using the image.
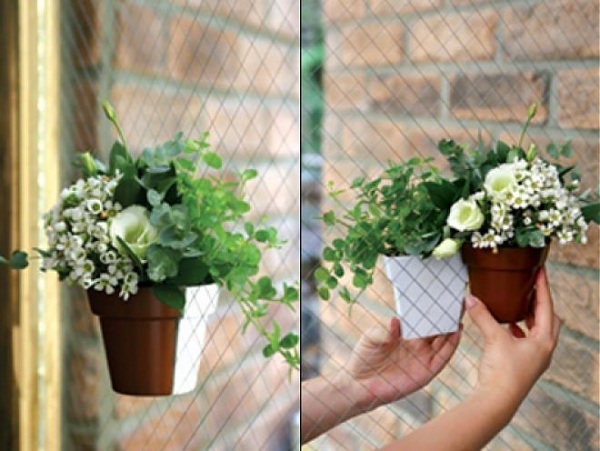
[245,161,300,217]
[545,333,599,400]
[558,68,599,130]
[69,0,103,68]
[195,359,297,439]
[114,3,164,75]
[68,346,102,421]
[167,16,238,89]
[503,0,599,61]
[266,0,299,39]
[72,81,99,152]
[234,37,296,97]
[340,22,403,67]
[172,0,266,29]
[513,386,599,450]
[71,290,100,337]
[323,0,366,24]
[109,85,205,150]
[324,72,369,112]
[369,73,441,117]
[371,0,442,15]
[450,72,548,123]
[204,98,268,158]
[266,104,300,158]
[115,397,202,450]
[548,267,599,340]
[339,117,406,159]
[409,11,497,63]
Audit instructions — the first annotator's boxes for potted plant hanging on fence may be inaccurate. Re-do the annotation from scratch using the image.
[315,157,468,339]
[437,104,600,323]
[1,102,299,396]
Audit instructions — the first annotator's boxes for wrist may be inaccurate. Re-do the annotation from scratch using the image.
[470,385,521,424]
[332,371,381,417]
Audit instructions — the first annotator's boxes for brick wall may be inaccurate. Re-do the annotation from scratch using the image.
[61,0,300,449]
[315,0,599,449]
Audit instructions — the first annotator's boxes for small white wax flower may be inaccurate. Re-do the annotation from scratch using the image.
[432,238,461,259]
[109,205,158,260]
[484,164,518,200]
[447,198,485,231]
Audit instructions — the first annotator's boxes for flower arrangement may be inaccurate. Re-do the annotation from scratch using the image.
[437,104,599,253]
[2,102,299,368]
[315,157,462,304]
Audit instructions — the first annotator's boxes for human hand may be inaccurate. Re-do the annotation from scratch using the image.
[345,317,461,409]
[466,267,561,411]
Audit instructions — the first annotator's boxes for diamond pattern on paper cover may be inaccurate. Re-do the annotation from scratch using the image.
[385,255,467,339]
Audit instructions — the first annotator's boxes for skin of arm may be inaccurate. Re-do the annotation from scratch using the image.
[381,268,561,451]
[301,318,461,443]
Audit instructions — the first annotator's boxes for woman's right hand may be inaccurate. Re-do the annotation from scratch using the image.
[465,267,561,412]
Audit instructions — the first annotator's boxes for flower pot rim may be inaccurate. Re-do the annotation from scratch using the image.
[461,243,550,271]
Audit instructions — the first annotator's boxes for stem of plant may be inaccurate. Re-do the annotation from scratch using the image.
[518,103,537,149]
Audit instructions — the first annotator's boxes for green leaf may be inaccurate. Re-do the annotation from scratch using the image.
[241,169,258,181]
[581,203,600,224]
[114,177,144,208]
[322,211,336,226]
[423,180,456,209]
[262,343,277,358]
[560,140,573,158]
[147,189,163,207]
[313,267,329,282]
[546,143,559,160]
[169,257,210,286]
[9,251,29,269]
[317,287,330,300]
[279,333,299,349]
[152,284,185,313]
[202,152,222,169]
[109,141,133,176]
[147,245,180,282]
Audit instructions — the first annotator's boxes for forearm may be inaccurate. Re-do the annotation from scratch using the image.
[301,374,375,444]
[381,389,518,451]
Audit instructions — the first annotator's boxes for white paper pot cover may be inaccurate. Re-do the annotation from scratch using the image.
[384,254,467,339]
[172,284,219,395]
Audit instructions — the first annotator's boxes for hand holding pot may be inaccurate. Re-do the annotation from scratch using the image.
[347,317,461,407]
[466,267,561,413]
[301,319,460,444]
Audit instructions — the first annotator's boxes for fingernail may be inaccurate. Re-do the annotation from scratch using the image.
[465,295,477,309]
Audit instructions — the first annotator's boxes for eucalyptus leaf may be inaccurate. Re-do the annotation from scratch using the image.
[152,284,185,313]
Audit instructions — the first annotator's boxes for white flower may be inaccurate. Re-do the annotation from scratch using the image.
[484,164,518,200]
[109,205,158,260]
[447,198,485,231]
[432,238,461,259]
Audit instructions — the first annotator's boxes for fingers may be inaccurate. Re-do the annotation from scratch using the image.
[533,267,554,335]
[430,330,461,370]
[465,294,502,341]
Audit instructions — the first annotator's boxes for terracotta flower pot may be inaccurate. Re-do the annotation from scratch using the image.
[87,284,218,396]
[461,244,549,323]
[384,254,468,339]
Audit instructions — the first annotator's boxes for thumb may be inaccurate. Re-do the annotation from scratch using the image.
[465,294,501,341]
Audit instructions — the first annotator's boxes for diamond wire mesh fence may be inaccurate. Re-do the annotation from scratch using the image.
[300,0,599,450]
[58,1,300,450]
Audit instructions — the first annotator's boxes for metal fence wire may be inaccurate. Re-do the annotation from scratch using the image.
[300,0,599,450]
[60,1,300,450]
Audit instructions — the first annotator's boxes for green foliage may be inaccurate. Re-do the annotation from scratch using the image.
[318,158,460,305]
[0,251,29,269]
[2,102,300,370]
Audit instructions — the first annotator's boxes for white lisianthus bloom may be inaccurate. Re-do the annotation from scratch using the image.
[110,205,158,260]
[432,238,461,259]
[484,164,518,200]
[447,198,485,231]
